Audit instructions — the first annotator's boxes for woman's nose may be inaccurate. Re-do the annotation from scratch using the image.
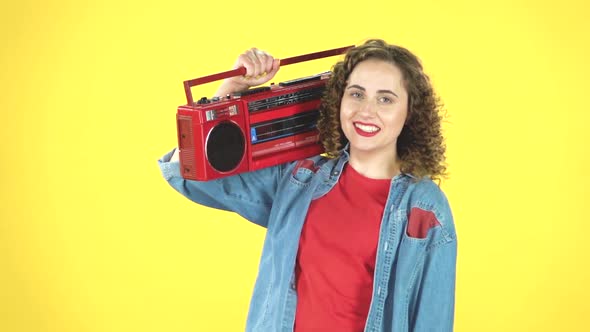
[359,99,376,116]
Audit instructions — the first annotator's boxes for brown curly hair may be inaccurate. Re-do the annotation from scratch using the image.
[317,39,448,181]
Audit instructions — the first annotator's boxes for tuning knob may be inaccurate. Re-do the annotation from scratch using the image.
[197,96,210,104]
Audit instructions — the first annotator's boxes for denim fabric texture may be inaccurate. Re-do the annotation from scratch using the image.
[158,148,457,332]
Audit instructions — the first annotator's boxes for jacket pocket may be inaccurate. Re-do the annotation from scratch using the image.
[288,160,318,187]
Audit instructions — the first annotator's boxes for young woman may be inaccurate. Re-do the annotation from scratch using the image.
[159,39,457,332]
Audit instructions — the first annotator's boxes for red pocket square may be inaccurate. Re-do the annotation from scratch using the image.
[407,208,441,239]
[292,159,319,175]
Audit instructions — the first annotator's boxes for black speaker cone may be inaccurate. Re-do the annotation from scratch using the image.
[206,122,245,172]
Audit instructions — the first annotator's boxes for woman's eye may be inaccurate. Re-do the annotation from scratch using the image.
[379,96,393,104]
[350,91,363,98]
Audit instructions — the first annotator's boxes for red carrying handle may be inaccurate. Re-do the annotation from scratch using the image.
[183,45,354,105]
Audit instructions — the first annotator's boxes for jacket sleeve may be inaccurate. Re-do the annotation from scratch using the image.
[410,239,457,331]
[158,148,286,228]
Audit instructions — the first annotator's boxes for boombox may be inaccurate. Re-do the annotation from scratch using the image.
[176,46,353,181]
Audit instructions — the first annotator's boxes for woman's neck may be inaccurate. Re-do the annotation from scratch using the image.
[348,147,401,180]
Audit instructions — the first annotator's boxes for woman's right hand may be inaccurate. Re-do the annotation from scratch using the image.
[215,48,280,97]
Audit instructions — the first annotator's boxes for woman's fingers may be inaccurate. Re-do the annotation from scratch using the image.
[232,48,279,86]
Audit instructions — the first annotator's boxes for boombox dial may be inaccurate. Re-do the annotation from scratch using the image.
[206,121,245,172]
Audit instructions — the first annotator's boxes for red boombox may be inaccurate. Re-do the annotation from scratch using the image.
[176,46,353,181]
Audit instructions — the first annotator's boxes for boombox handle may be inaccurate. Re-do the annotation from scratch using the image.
[183,45,354,106]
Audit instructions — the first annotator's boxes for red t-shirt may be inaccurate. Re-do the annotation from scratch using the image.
[294,163,391,332]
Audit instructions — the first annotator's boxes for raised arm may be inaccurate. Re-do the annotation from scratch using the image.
[159,48,283,227]
[159,149,287,228]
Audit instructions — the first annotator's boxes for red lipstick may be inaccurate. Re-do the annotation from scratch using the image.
[353,122,380,137]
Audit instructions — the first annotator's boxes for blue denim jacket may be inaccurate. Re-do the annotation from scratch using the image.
[158,148,457,332]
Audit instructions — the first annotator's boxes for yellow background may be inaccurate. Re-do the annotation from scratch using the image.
[1,0,589,331]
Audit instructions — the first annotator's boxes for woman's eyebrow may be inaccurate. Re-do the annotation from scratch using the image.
[346,84,399,98]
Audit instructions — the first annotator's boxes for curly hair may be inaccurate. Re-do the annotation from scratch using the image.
[317,39,448,181]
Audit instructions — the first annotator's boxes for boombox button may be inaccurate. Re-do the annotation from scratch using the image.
[197,97,210,104]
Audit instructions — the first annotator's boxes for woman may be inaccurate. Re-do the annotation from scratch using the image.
[159,39,457,331]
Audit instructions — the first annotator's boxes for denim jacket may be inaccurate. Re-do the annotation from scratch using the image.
[158,148,457,332]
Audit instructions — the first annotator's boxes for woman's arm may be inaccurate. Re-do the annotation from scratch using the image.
[410,239,457,331]
[158,48,282,227]
[159,149,287,228]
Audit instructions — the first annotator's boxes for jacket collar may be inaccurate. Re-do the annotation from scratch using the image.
[334,143,416,180]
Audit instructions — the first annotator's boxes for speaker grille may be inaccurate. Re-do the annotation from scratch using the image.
[206,122,245,173]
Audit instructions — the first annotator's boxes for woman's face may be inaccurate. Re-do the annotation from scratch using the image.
[340,59,408,160]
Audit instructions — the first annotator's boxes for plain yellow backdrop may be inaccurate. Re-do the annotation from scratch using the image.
[1,0,589,331]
